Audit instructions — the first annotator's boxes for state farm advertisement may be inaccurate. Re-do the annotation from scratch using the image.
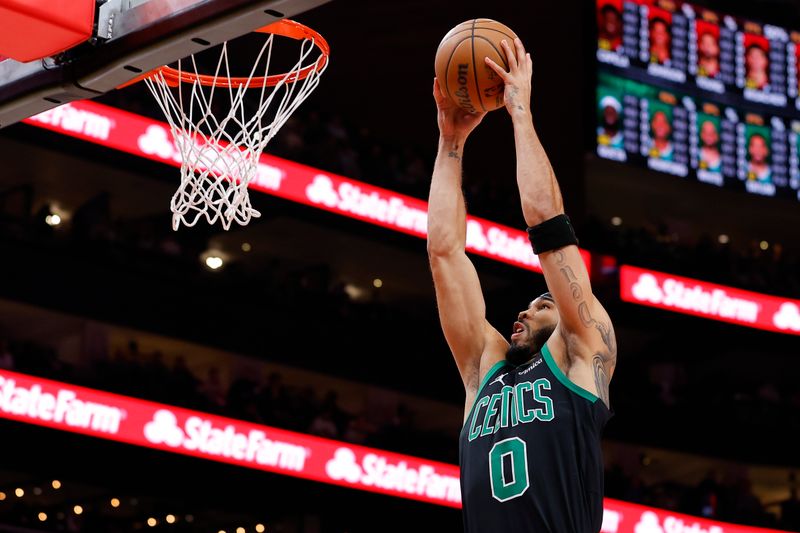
[0,369,792,531]
[620,266,800,336]
[0,369,461,507]
[601,499,785,533]
[21,101,575,273]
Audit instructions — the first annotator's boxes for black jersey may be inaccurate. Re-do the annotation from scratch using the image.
[459,343,611,533]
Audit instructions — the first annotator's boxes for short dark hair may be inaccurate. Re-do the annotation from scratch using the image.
[746,43,767,56]
[650,17,670,31]
[600,4,621,17]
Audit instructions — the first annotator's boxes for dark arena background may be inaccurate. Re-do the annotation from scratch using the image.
[1,0,800,532]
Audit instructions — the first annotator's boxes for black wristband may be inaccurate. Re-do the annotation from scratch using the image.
[527,214,579,255]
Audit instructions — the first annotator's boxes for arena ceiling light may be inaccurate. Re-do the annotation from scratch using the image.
[44,213,61,226]
[200,250,228,271]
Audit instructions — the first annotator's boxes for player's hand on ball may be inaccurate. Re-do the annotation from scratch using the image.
[433,77,486,140]
[484,38,532,118]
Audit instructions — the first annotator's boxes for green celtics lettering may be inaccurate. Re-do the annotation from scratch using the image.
[468,378,554,442]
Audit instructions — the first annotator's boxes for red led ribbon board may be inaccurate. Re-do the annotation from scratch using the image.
[601,498,786,533]
[0,369,791,532]
[21,101,597,274]
[0,369,462,508]
[620,265,800,335]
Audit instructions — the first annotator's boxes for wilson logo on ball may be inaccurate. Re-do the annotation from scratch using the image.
[434,19,518,112]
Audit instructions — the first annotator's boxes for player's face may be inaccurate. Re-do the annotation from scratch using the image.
[652,111,671,140]
[507,297,558,365]
[602,10,621,37]
[651,21,670,48]
[749,135,768,164]
[700,121,719,147]
[603,105,619,127]
[699,33,719,59]
[746,47,768,74]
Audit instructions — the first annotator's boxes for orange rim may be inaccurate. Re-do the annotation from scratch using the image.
[123,20,329,89]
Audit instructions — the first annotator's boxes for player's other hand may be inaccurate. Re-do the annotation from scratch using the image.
[485,38,532,119]
[433,77,486,140]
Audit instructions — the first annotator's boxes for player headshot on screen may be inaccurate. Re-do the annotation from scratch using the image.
[697,31,720,78]
[699,120,721,172]
[598,95,624,148]
[650,110,674,160]
[745,43,769,90]
[650,17,671,64]
[430,36,615,533]
[747,133,772,182]
[598,4,623,52]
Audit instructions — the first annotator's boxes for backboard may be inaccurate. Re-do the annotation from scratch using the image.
[0,0,330,129]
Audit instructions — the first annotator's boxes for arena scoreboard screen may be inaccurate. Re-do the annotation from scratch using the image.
[595,0,800,201]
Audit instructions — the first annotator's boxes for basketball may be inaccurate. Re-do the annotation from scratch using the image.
[434,19,519,113]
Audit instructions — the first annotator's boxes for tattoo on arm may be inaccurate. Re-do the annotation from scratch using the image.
[592,354,610,407]
[554,250,617,407]
[447,143,462,162]
[506,86,525,111]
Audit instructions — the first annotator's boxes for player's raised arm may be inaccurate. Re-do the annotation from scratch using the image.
[427,79,507,397]
[486,39,616,406]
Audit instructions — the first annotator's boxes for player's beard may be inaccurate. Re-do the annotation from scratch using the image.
[506,324,556,366]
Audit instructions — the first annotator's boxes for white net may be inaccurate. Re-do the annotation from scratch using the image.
[144,28,328,230]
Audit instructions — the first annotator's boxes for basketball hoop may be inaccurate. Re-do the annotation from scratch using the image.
[141,20,329,230]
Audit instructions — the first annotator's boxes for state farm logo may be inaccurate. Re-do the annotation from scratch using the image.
[137,125,284,190]
[144,409,309,471]
[634,511,723,533]
[29,103,114,140]
[773,302,800,332]
[305,175,428,235]
[138,125,179,161]
[325,447,461,504]
[635,512,665,533]
[631,273,759,323]
[466,220,540,269]
[601,509,622,533]
[306,174,338,207]
[0,375,124,434]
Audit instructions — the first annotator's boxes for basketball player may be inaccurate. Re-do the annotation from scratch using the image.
[428,37,616,532]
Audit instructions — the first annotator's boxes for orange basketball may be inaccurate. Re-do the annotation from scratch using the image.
[434,19,519,113]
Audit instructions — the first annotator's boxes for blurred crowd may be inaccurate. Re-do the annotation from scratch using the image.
[606,465,800,531]
[582,215,800,299]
